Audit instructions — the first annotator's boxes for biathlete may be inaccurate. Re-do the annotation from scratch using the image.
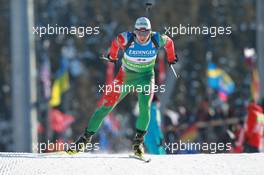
[67,17,177,157]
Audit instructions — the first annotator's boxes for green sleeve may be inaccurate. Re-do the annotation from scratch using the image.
[158,34,168,48]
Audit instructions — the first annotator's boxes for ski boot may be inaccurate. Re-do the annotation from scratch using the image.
[66,131,94,155]
[132,130,146,157]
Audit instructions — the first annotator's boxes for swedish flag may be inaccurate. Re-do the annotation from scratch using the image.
[207,63,222,89]
[207,62,235,101]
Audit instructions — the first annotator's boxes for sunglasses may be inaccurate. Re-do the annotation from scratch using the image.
[135,29,151,37]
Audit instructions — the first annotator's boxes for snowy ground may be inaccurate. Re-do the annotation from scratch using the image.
[0,152,263,175]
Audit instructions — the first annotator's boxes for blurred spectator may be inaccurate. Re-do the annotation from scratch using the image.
[243,101,264,153]
[49,108,74,143]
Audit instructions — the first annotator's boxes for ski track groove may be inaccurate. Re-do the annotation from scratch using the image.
[0,153,263,175]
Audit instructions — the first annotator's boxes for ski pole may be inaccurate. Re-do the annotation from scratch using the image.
[170,64,179,79]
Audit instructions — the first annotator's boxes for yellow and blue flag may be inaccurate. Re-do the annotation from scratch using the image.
[207,62,235,101]
[49,58,70,107]
[207,63,222,89]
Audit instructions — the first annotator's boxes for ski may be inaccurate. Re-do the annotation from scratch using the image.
[35,151,67,158]
[38,151,86,157]
[129,154,151,163]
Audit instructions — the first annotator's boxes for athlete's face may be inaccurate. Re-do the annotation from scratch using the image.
[135,29,151,44]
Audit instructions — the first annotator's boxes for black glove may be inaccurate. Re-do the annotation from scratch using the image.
[106,54,116,63]
[168,60,177,65]
[168,54,178,65]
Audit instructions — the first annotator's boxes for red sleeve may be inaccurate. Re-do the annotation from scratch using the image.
[163,36,177,63]
[109,33,127,60]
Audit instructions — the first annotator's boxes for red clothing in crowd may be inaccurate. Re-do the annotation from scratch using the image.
[49,109,74,133]
[244,103,264,149]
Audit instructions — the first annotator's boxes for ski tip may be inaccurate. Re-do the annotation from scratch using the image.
[129,154,151,163]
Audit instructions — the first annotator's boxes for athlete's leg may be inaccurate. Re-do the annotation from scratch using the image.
[135,75,154,131]
[66,68,129,154]
[132,73,154,156]
[86,67,129,133]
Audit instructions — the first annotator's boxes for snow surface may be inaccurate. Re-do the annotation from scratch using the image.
[0,152,263,175]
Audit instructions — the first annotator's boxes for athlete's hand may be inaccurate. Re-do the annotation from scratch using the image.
[106,54,116,63]
[101,54,116,63]
[168,54,178,65]
[168,60,177,65]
